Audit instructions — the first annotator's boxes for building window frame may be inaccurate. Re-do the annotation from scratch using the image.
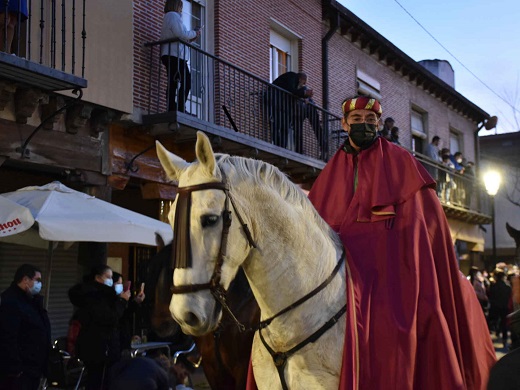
[269,20,301,82]
[411,106,428,153]
[449,128,463,155]
[356,68,381,100]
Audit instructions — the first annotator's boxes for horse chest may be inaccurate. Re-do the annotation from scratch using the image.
[251,322,344,390]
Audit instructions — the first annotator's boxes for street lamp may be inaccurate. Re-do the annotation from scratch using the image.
[483,170,501,265]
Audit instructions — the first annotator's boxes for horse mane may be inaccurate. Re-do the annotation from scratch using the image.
[215,154,342,248]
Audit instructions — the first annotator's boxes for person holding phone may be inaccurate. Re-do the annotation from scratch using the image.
[68,265,130,390]
[160,0,202,112]
[111,272,146,355]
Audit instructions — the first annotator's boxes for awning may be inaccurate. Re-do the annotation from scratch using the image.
[447,219,485,252]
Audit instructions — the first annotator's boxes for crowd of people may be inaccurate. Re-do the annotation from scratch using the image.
[0,263,193,390]
[424,135,475,206]
[468,264,520,351]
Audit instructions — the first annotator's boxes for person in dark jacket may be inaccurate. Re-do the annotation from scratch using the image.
[68,265,130,390]
[109,357,169,390]
[111,272,145,354]
[266,71,313,150]
[0,264,51,390]
[489,270,512,348]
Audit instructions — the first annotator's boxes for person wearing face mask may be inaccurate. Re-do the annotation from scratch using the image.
[307,96,495,390]
[111,272,145,355]
[0,264,51,390]
[68,265,130,390]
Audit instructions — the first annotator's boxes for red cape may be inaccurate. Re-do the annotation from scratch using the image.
[246,138,495,389]
[308,138,495,389]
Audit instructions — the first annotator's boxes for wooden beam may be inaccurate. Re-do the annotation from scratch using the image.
[141,182,178,200]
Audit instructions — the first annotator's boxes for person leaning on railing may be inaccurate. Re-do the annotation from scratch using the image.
[0,0,28,53]
[160,0,201,113]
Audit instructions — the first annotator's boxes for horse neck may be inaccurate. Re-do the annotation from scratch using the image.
[238,183,344,321]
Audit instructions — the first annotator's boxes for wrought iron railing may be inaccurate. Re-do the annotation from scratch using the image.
[1,0,86,77]
[144,38,344,161]
[414,151,491,215]
[143,38,492,217]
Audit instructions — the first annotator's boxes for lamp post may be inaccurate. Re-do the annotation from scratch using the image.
[483,170,501,266]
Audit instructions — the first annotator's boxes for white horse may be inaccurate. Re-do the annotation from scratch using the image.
[156,132,356,390]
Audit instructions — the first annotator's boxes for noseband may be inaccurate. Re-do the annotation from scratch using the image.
[169,175,257,329]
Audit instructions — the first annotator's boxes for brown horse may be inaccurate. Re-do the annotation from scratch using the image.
[146,244,260,389]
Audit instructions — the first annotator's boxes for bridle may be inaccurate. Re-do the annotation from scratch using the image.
[169,173,257,331]
[170,173,347,390]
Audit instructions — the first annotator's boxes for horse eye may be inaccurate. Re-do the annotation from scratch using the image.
[201,214,220,228]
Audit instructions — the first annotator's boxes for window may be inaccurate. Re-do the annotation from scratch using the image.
[269,21,300,82]
[270,30,292,82]
[356,69,381,100]
[411,108,427,153]
[181,0,205,115]
[450,130,462,154]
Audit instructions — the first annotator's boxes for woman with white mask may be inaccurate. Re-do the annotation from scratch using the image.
[68,265,130,390]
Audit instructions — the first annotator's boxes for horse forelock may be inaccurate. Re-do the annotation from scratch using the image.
[215,154,341,247]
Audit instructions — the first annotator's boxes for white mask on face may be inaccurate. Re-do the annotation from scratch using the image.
[104,278,113,287]
[114,283,123,295]
[30,281,42,295]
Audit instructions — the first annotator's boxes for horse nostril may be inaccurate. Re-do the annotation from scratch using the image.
[184,311,200,327]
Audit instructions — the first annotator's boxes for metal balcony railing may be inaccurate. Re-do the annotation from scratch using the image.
[143,39,492,218]
[144,38,345,161]
[0,0,87,90]
[414,151,491,217]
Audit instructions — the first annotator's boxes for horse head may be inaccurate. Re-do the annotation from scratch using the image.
[156,132,256,336]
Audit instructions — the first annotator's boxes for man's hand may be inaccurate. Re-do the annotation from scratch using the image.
[135,291,145,304]
[120,290,131,301]
[304,88,313,98]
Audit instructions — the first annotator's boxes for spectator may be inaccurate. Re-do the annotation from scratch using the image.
[69,265,130,390]
[0,264,51,390]
[109,357,169,390]
[379,116,394,140]
[463,160,475,208]
[425,135,442,181]
[489,270,512,348]
[294,81,327,158]
[389,126,401,145]
[111,272,145,354]
[160,0,201,112]
[469,266,489,314]
[438,148,455,204]
[450,151,465,173]
[308,95,495,389]
[0,0,28,53]
[267,71,312,150]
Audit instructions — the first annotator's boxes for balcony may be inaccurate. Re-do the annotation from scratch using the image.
[0,0,87,91]
[141,39,492,221]
[142,39,345,183]
[414,153,492,224]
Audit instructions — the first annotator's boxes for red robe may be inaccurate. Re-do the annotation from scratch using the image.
[307,138,495,389]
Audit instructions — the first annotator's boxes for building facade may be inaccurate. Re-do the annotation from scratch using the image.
[0,0,494,338]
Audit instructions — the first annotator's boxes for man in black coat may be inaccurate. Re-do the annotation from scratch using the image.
[266,72,313,151]
[0,264,51,390]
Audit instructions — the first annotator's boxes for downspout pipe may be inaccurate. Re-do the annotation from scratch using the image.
[322,5,340,111]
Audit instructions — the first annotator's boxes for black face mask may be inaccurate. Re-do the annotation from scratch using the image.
[348,123,378,150]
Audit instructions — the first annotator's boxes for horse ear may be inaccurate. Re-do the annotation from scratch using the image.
[195,131,217,177]
[156,141,190,181]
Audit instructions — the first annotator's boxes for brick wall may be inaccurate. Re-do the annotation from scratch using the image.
[131,0,478,159]
[133,0,164,112]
